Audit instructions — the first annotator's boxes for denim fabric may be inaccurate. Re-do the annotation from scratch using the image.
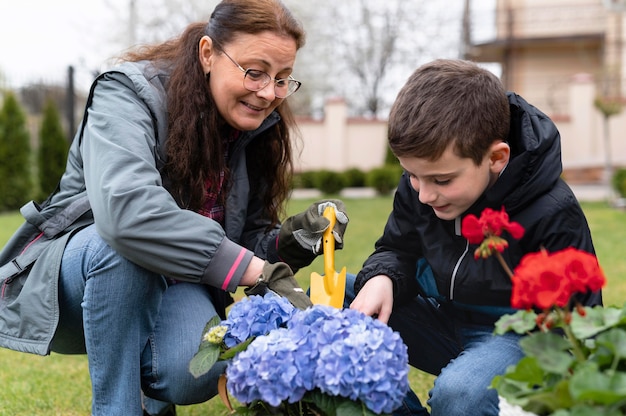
[52,225,226,416]
[346,273,524,416]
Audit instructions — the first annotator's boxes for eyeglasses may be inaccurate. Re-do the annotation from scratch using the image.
[221,49,301,98]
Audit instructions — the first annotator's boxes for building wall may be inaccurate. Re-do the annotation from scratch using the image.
[296,79,626,184]
[512,44,602,115]
[294,98,388,173]
[557,72,626,181]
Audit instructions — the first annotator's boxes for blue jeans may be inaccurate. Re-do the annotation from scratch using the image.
[51,225,227,416]
[345,274,524,416]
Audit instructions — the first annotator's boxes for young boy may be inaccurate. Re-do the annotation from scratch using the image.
[350,59,603,416]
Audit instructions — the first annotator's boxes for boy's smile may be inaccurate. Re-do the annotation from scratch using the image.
[398,142,508,220]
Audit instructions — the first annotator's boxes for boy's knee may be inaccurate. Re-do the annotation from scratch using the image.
[429,373,499,416]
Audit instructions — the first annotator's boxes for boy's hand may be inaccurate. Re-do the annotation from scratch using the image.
[277,200,349,269]
[350,275,394,323]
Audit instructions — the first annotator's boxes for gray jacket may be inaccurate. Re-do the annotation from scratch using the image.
[0,61,283,355]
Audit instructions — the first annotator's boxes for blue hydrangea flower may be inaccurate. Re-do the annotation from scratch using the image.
[226,303,409,414]
[308,309,409,413]
[312,308,410,414]
[226,328,313,406]
[221,294,295,348]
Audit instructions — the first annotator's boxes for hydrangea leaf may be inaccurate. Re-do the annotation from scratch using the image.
[188,343,220,378]
[219,337,254,360]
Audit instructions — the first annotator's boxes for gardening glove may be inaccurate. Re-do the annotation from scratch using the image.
[277,199,349,269]
[244,261,313,310]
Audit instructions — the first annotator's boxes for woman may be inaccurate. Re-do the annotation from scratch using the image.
[0,1,347,415]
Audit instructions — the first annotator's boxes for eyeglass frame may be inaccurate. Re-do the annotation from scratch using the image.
[219,49,302,98]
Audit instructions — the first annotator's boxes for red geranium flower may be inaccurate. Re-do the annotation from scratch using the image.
[463,207,605,311]
[462,207,525,259]
[511,248,606,310]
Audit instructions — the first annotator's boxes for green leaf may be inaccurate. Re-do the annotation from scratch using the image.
[492,375,537,405]
[495,356,545,386]
[303,390,340,415]
[492,359,575,414]
[569,404,625,416]
[595,328,626,361]
[219,337,255,360]
[188,315,224,378]
[521,379,573,415]
[336,399,377,416]
[188,343,220,378]
[570,305,626,340]
[494,310,538,335]
[303,390,380,416]
[570,365,626,405]
[520,332,575,374]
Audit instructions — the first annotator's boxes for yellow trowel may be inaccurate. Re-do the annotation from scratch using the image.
[310,206,347,308]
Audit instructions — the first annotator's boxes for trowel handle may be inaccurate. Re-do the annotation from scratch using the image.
[321,206,336,276]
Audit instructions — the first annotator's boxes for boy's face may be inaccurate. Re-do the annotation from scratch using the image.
[398,142,509,220]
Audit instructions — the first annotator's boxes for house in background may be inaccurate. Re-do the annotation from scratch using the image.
[464,0,626,183]
[297,0,626,183]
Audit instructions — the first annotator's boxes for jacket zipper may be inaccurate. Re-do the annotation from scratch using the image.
[449,217,469,300]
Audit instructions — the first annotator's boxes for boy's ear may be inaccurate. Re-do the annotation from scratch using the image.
[489,141,510,174]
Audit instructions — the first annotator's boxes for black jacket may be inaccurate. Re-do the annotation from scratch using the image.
[355,93,603,308]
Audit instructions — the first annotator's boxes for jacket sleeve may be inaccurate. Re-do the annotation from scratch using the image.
[82,71,251,292]
[514,180,602,306]
[355,173,421,302]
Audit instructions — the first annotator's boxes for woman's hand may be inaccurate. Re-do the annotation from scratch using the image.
[244,260,313,310]
[277,200,349,269]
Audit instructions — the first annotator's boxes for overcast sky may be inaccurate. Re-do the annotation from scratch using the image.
[0,0,127,91]
[1,0,496,95]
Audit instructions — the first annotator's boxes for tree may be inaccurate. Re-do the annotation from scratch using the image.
[290,0,461,117]
[38,99,69,200]
[0,93,33,211]
[593,67,624,198]
[101,0,461,118]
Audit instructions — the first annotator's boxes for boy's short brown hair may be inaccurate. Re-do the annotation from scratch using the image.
[388,59,510,165]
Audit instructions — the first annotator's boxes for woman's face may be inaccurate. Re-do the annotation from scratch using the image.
[199,31,298,131]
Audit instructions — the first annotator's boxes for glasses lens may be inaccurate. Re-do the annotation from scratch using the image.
[243,69,270,91]
[243,70,301,98]
[274,79,290,97]
[275,79,301,98]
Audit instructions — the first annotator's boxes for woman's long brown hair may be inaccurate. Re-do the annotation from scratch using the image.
[120,0,305,227]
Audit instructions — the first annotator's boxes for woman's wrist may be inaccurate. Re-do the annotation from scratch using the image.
[240,256,266,286]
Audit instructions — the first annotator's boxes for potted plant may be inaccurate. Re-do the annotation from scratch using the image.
[461,207,625,416]
[189,294,411,415]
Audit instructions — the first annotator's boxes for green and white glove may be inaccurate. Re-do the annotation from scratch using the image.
[244,261,313,310]
[277,199,349,269]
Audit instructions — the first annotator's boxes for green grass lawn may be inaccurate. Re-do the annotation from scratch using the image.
[0,198,624,415]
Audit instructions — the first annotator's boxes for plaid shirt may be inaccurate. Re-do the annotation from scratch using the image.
[197,131,239,225]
